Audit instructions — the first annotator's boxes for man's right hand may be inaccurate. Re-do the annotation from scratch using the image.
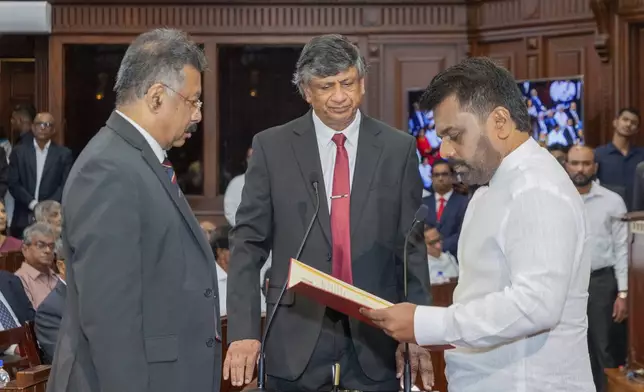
[223,339,261,387]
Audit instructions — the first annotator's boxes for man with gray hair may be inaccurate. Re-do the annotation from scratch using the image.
[47,29,222,392]
[225,34,432,391]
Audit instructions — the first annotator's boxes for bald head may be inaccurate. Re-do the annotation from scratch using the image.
[566,144,596,189]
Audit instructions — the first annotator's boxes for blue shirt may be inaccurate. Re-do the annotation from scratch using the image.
[595,143,644,211]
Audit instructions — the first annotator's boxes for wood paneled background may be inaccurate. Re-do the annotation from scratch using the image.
[25,0,644,219]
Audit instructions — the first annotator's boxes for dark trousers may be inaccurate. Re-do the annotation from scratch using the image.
[267,309,399,392]
[587,267,618,392]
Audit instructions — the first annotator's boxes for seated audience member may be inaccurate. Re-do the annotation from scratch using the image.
[424,225,459,283]
[33,201,64,275]
[0,200,21,252]
[200,220,216,243]
[422,160,468,257]
[547,143,569,167]
[211,225,266,317]
[0,270,34,357]
[14,223,60,309]
[34,279,65,364]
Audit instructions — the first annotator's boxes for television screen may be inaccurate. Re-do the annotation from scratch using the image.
[406,89,439,191]
[517,77,584,147]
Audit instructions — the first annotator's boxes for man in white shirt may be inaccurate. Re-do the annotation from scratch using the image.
[223,147,253,226]
[362,57,594,391]
[566,145,628,392]
[424,225,458,284]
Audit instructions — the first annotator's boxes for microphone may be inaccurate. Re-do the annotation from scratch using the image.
[402,204,429,392]
[252,172,321,392]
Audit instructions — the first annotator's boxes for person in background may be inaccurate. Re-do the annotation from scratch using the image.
[419,156,432,190]
[9,104,35,147]
[0,269,34,357]
[547,143,569,167]
[34,279,66,364]
[424,225,458,284]
[8,112,73,239]
[566,145,628,392]
[33,200,64,278]
[14,223,60,309]
[224,146,252,226]
[200,220,216,243]
[0,200,22,252]
[595,108,644,211]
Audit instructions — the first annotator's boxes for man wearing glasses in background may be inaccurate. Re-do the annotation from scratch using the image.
[8,112,73,238]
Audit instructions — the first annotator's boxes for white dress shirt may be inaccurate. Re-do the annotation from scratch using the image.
[414,138,594,391]
[216,262,266,317]
[581,183,628,291]
[547,129,570,147]
[427,251,459,283]
[116,111,165,163]
[313,110,360,212]
[30,139,51,210]
[224,174,245,226]
[0,290,21,355]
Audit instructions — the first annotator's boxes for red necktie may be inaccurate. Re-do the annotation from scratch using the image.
[437,197,446,222]
[330,134,353,284]
[161,158,177,184]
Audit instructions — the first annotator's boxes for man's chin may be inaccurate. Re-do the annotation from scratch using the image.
[172,138,187,148]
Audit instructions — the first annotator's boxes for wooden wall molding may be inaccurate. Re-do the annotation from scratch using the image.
[619,0,644,15]
[591,0,615,63]
[471,0,593,31]
[51,4,467,35]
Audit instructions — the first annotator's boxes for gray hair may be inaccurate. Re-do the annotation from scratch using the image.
[23,222,56,246]
[114,28,207,106]
[34,200,61,223]
[292,34,367,97]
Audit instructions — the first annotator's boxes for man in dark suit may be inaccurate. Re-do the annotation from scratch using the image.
[10,104,36,146]
[46,29,222,392]
[8,112,73,238]
[34,279,66,364]
[0,270,34,358]
[224,34,433,392]
[422,160,468,258]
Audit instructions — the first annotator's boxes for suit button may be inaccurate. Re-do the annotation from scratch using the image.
[204,288,213,298]
[206,337,215,347]
[326,253,332,261]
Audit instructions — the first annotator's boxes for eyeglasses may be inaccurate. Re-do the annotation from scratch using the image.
[161,83,202,111]
[34,122,54,129]
[31,241,56,251]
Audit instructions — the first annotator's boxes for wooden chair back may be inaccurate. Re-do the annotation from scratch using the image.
[0,252,24,274]
[0,322,42,378]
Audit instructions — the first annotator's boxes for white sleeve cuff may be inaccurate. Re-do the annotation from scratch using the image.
[414,305,449,346]
[29,200,37,210]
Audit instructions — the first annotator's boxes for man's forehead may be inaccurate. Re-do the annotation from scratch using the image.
[311,67,359,84]
[35,113,54,122]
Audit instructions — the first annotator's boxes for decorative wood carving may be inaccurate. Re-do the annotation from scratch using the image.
[591,0,613,63]
[618,0,644,14]
[51,4,467,34]
[475,0,592,30]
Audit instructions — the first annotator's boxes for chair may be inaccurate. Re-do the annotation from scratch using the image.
[0,322,42,378]
[220,314,266,392]
[0,253,24,274]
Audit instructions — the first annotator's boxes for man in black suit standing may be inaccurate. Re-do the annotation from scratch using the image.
[8,112,73,238]
[422,160,468,258]
[47,29,222,392]
[224,34,433,392]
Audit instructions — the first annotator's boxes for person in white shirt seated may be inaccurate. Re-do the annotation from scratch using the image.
[424,225,458,284]
[211,225,266,317]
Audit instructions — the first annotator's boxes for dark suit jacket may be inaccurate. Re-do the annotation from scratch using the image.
[35,280,66,364]
[8,140,73,233]
[47,112,221,392]
[0,149,9,200]
[228,111,431,382]
[633,161,644,212]
[0,270,34,325]
[422,191,468,257]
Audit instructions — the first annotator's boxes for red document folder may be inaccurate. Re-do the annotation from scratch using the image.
[287,258,455,351]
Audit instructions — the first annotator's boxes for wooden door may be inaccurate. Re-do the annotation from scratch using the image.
[0,60,35,144]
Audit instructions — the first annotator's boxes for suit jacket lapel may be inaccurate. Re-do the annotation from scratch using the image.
[291,112,332,248]
[350,116,383,238]
[426,194,437,223]
[106,112,213,261]
[41,144,58,180]
[26,144,37,190]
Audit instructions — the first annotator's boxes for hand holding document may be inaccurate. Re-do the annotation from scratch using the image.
[287,258,453,351]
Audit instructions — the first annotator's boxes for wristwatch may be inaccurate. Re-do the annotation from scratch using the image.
[618,291,628,299]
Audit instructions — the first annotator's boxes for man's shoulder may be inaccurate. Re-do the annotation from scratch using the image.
[594,184,627,208]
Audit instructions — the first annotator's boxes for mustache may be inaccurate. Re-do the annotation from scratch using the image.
[446,158,471,169]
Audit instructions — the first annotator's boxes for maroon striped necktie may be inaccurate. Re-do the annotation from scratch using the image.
[330,134,353,284]
[161,158,177,185]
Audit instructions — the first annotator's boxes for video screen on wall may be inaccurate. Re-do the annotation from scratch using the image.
[407,76,584,191]
[517,77,584,147]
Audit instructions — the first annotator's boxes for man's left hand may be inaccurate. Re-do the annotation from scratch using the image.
[395,343,434,390]
[360,302,417,343]
[613,297,627,323]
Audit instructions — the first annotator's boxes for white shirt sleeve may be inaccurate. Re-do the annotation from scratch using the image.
[611,198,628,291]
[223,175,245,226]
[414,189,580,348]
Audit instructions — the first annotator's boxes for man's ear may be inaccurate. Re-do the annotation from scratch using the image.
[491,106,511,140]
[145,83,166,112]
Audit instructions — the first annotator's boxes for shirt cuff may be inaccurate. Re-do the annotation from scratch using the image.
[617,278,628,292]
[28,200,37,210]
[413,305,449,346]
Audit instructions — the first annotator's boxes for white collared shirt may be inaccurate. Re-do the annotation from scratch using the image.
[116,110,165,163]
[414,138,594,391]
[313,110,361,213]
[581,183,628,291]
[434,189,453,211]
[216,262,266,317]
[427,251,459,283]
[33,139,51,202]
